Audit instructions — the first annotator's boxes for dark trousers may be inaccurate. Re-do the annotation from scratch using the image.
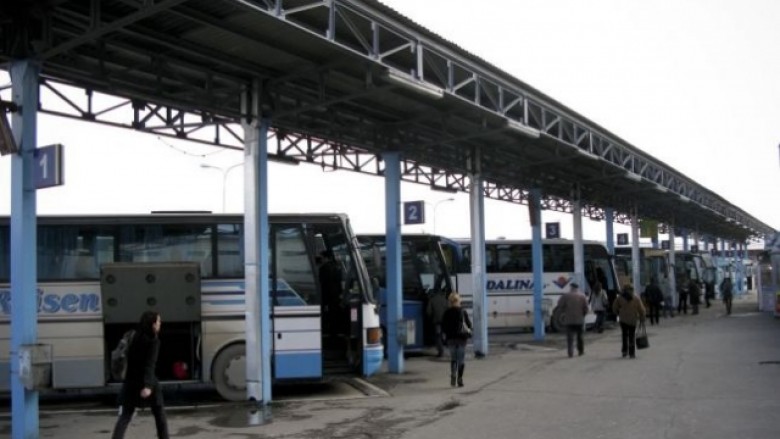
[434,323,444,356]
[620,322,637,357]
[678,294,688,314]
[663,298,674,318]
[448,340,467,386]
[724,297,733,315]
[593,311,605,333]
[112,401,169,439]
[565,324,584,357]
[647,303,661,325]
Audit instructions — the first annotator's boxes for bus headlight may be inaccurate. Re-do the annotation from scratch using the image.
[366,327,382,345]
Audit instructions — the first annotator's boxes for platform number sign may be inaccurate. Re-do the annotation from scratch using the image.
[403,201,425,225]
[690,245,698,252]
[545,222,560,239]
[33,144,64,189]
[617,233,629,245]
[661,240,670,250]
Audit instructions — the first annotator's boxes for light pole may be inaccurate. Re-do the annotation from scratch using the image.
[200,162,243,212]
[432,197,455,235]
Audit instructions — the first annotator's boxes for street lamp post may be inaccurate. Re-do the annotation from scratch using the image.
[200,162,243,212]
[432,197,455,235]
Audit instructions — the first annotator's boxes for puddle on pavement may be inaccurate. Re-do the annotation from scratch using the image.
[209,404,272,428]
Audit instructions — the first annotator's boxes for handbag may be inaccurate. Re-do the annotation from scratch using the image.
[458,310,472,338]
[636,321,649,350]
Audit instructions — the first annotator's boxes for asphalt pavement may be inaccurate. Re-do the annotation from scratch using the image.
[2,292,779,439]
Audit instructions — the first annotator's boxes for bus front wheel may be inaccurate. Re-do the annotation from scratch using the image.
[212,343,247,402]
[550,307,565,333]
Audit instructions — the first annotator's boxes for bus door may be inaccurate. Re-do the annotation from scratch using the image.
[270,225,322,379]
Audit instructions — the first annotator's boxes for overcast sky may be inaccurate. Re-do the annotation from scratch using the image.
[1,0,778,246]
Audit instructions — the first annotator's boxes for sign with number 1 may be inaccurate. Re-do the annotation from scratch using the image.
[34,144,64,189]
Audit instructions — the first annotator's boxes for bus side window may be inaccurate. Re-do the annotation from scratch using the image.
[274,225,318,306]
[216,224,243,278]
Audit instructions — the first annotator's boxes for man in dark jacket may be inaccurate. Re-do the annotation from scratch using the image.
[689,279,702,315]
[112,311,169,439]
[643,278,663,325]
[677,275,689,315]
[426,290,449,357]
[556,283,589,358]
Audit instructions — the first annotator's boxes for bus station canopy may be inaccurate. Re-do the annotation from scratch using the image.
[1,0,773,241]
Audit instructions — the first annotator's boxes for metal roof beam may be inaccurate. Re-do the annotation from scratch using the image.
[41,0,190,60]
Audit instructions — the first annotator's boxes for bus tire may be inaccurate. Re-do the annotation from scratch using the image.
[212,343,247,402]
[550,307,565,333]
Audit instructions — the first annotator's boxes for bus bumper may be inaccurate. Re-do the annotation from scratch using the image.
[362,345,383,376]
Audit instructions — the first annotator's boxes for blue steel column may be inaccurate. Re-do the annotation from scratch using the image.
[383,151,403,373]
[469,159,487,357]
[631,210,641,292]
[530,189,545,340]
[668,225,677,308]
[682,229,690,252]
[10,60,40,439]
[736,242,744,293]
[605,208,615,255]
[243,89,271,403]
[572,199,585,289]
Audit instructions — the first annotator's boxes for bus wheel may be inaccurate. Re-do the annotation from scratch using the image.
[550,307,565,333]
[212,344,247,402]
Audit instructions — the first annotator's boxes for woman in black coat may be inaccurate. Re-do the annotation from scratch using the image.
[112,310,169,439]
[441,293,472,388]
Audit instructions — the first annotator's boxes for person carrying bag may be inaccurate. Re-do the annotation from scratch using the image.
[636,320,649,350]
[442,293,472,388]
[612,285,647,359]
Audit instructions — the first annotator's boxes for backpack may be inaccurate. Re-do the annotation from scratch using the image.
[110,330,135,381]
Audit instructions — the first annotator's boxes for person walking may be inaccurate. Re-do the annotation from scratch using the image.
[677,275,689,315]
[613,285,646,359]
[689,279,702,315]
[442,293,472,387]
[662,281,675,318]
[556,283,589,357]
[588,282,608,333]
[112,310,169,439]
[720,277,734,315]
[643,278,663,325]
[426,290,449,357]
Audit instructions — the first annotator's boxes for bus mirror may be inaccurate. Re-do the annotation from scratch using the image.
[371,276,380,291]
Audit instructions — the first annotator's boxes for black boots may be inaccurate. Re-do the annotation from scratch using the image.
[450,363,465,387]
[450,362,457,387]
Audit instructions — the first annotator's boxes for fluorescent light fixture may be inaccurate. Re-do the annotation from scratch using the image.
[431,184,458,194]
[268,154,300,166]
[679,195,690,203]
[575,147,600,160]
[654,184,668,193]
[386,70,445,99]
[0,110,18,156]
[506,119,541,139]
[624,171,642,182]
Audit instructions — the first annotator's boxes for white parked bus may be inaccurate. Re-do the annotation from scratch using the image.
[0,213,383,401]
[446,239,621,331]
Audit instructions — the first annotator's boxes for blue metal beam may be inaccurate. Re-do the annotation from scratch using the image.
[530,189,545,341]
[10,59,40,439]
[383,151,403,373]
